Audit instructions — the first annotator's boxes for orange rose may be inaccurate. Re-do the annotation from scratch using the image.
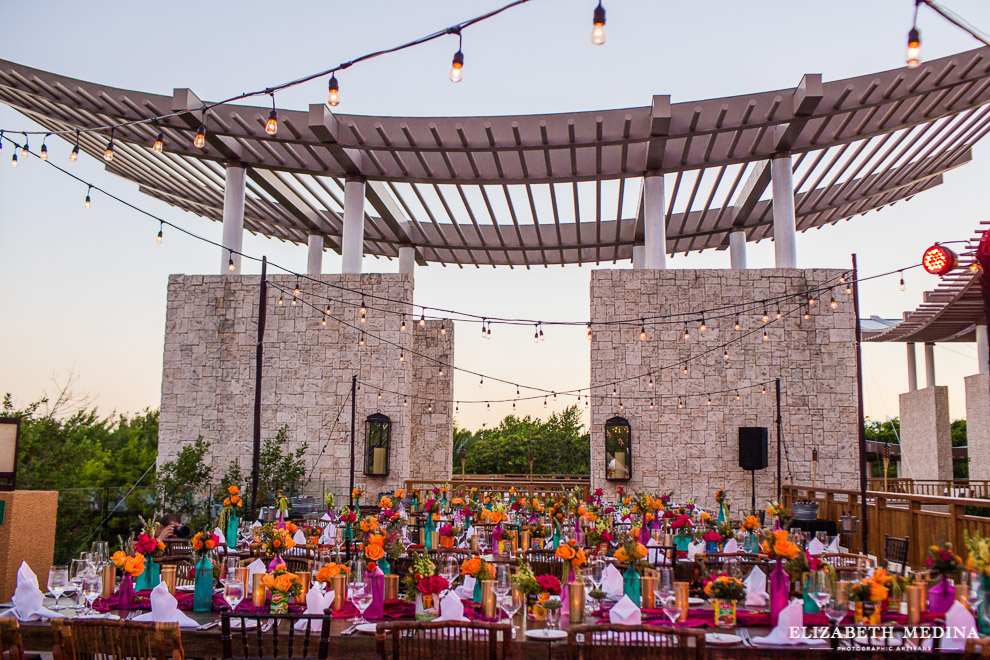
[228,485,240,495]
[365,544,385,561]
[112,550,128,568]
[261,574,275,589]
[205,539,216,550]
[461,557,482,575]
[573,547,588,568]
[223,497,231,506]
[286,522,299,534]
[368,533,385,547]
[273,573,295,593]
[633,543,648,560]
[614,547,629,562]
[556,544,576,561]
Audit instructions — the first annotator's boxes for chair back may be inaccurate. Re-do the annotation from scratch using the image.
[375,620,512,660]
[966,636,990,658]
[52,619,184,660]
[648,545,677,568]
[819,553,873,580]
[882,535,910,576]
[567,623,705,659]
[695,552,764,577]
[220,612,332,660]
[523,549,564,576]
[0,618,24,660]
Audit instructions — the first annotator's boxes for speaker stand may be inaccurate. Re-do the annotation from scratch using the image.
[750,469,757,517]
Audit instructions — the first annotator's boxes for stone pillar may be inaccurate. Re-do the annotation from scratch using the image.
[966,373,990,481]
[907,342,918,392]
[220,163,246,274]
[770,154,797,268]
[729,230,747,269]
[643,175,666,270]
[341,177,366,274]
[398,246,415,279]
[307,234,323,276]
[925,342,936,388]
[977,324,989,374]
[898,386,952,481]
[631,245,645,270]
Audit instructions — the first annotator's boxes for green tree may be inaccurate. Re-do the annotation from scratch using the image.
[257,425,308,499]
[462,406,589,474]
[864,417,900,445]
[156,436,213,531]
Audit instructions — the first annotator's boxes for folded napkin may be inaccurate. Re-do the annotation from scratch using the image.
[2,562,61,621]
[687,541,705,560]
[827,535,840,553]
[646,537,668,565]
[609,595,642,625]
[459,526,476,549]
[251,520,262,528]
[293,529,307,545]
[723,538,739,553]
[807,538,824,556]
[602,564,624,599]
[294,586,335,631]
[132,583,199,628]
[436,591,468,622]
[924,600,976,651]
[246,559,267,579]
[751,599,827,646]
[320,512,332,522]
[319,525,337,545]
[743,566,768,607]
[213,527,226,545]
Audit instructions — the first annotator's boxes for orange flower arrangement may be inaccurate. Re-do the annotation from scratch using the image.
[742,515,760,532]
[614,542,648,564]
[379,496,393,509]
[222,485,243,508]
[261,566,302,597]
[761,529,800,560]
[285,521,299,534]
[699,511,713,523]
[359,516,380,533]
[315,562,349,583]
[460,555,493,580]
[450,497,465,506]
[394,489,406,499]
[112,550,147,577]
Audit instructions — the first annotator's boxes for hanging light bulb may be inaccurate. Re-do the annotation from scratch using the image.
[153,132,164,153]
[845,283,852,295]
[619,399,624,411]
[678,398,684,409]
[265,95,279,136]
[69,143,79,162]
[762,385,767,395]
[419,311,426,326]
[543,397,547,409]
[707,396,712,406]
[428,401,433,413]
[611,386,617,397]
[648,375,654,388]
[683,324,689,340]
[907,27,921,68]
[325,303,332,316]
[404,397,408,407]
[156,222,163,244]
[291,296,298,307]
[478,376,483,388]
[516,385,521,399]
[699,315,706,332]
[534,325,539,343]
[763,328,769,341]
[359,332,365,346]
[734,316,741,331]
[399,351,404,362]
[762,308,769,323]
[591,1,606,45]
[840,275,847,283]
[682,365,688,375]
[736,392,741,401]
[321,316,327,327]
[449,49,465,83]
[512,401,516,411]
[440,321,447,335]
[830,296,837,309]
[294,282,301,297]
[228,252,235,272]
[277,292,284,306]
[640,320,646,341]
[649,399,655,410]
[553,392,557,401]
[194,123,206,149]
[327,74,340,107]
[39,137,48,161]
[809,295,816,306]
[776,306,782,320]
[377,391,382,401]
[586,322,592,340]
[487,402,491,411]
[539,324,544,342]
[438,365,444,376]
[84,186,91,208]
[723,349,729,360]
[899,272,906,291]
[803,307,811,321]
[401,316,407,332]
[21,137,28,157]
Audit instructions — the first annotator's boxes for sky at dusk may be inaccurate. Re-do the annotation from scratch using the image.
[2,0,990,431]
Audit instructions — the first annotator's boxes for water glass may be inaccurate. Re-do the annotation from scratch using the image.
[224,579,244,611]
[494,565,511,599]
[590,558,604,590]
[47,566,69,611]
[81,576,101,616]
[83,552,100,574]
[806,570,831,611]
[68,559,87,610]
[501,589,522,633]
[352,583,373,625]
[825,582,849,628]
[91,542,109,567]
[660,590,682,624]
[968,571,982,611]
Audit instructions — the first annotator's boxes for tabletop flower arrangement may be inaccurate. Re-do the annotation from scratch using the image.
[613,533,649,603]
[704,573,746,627]
[461,555,494,603]
[402,553,439,619]
[761,529,800,625]
[363,532,387,573]
[555,538,587,585]
[765,501,791,529]
[378,495,393,510]
[670,514,694,551]
[315,562,348,585]
[351,487,365,507]
[438,523,455,548]
[273,493,290,522]
[849,576,888,624]
[132,517,167,590]
[926,542,964,614]
[323,492,334,517]
[701,529,723,553]
[257,522,296,565]
[261,566,302,614]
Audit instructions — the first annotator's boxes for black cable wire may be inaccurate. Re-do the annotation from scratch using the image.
[921,0,990,47]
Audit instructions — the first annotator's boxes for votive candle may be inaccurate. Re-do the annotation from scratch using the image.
[252,573,267,607]
[568,581,585,623]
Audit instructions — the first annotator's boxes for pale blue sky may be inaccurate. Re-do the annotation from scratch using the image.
[1,0,989,430]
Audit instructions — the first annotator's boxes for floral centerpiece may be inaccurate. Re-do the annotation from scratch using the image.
[670,514,694,552]
[132,516,166,590]
[926,542,963,614]
[784,551,836,611]
[613,533,649,603]
[714,488,730,525]
[351,487,365,507]
[218,486,243,546]
[421,497,441,547]
[460,555,494,603]
[438,523,455,549]
[702,529,723,553]
[190,527,221,612]
[761,529,800,626]
[704,573,746,626]
[849,576,888,624]
[323,492,334,517]
[402,553,442,619]
[584,520,614,552]
[871,568,907,611]
[257,522,296,568]
[110,536,147,608]
[378,496,393,511]
[766,501,791,530]
[363,532,387,573]
[261,565,303,614]
[741,515,761,552]
[273,493,290,522]
[555,538,587,612]
[315,562,348,585]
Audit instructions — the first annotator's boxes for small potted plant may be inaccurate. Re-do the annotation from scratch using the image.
[704,573,746,627]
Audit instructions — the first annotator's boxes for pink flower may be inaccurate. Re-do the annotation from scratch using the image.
[702,530,722,543]
[536,575,561,595]
[594,488,604,497]
[134,533,158,555]
[439,524,453,536]
[671,515,693,530]
[808,554,822,572]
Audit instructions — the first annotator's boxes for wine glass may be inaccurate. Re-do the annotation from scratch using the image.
[348,560,367,623]
[590,558,604,591]
[81,575,101,616]
[825,582,849,631]
[224,579,244,611]
[224,557,239,585]
[501,588,523,636]
[48,566,69,611]
[806,570,832,612]
[68,559,87,611]
[440,555,459,597]
[968,571,982,612]
[352,583,373,626]
[494,565,511,620]
[83,551,100,575]
[91,542,109,568]
[660,589,682,624]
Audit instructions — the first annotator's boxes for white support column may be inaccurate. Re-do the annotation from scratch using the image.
[729,230,747,269]
[341,177,366,274]
[398,246,415,278]
[631,245,645,270]
[770,154,797,268]
[643,175,666,270]
[925,342,936,388]
[907,342,918,392]
[220,163,246,274]
[978,324,990,374]
[307,234,323,276]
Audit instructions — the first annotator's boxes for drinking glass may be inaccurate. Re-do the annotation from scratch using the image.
[590,558,604,590]
[352,583,373,625]
[48,566,69,611]
[68,559,87,611]
[816,531,828,545]
[81,576,101,616]
[660,589,682,624]
[91,542,109,567]
[656,567,674,593]
[806,570,832,611]
[349,560,367,623]
[545,601,561,630]
[825,582,849,629]
[83,552,100,575]
[501,589,523,634]
[968,571,982,611]
[440,555,459,597]
[224,579,244,611]
[224,558,239,585]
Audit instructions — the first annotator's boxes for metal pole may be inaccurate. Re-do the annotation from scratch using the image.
[347,374,356,561]
[249,257,267,519]
[852,253,870,555]
[776,378,782,501]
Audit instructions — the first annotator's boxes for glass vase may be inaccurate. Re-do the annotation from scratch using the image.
[928,575,956,615]
[768,559,789,626]
[192,556,214,612]
[116,573,135,609]
[855,601,881,625]
[977,575,990,635]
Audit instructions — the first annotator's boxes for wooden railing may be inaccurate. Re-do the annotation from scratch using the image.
[867,478,990,499]
[783,484,990,569]
[405,474,590,498]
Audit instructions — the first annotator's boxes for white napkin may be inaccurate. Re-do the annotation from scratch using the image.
[459,526,476,549]
[2,563,61,621]
[827,536,840,553]
[252,521,262,528]
[751,599,827,646]
[132,582,199,628]
[922,600,977,651]
[294,586,335,631]
[609,595,642,625]
[687,541,705,560]
[723,538,739,553]
[319,525,337,545]
[213,527,226,545]
[743,566,768,607]
[293,529,307,545]
[247,559,267,579]
[807,538,824,556]
[602,564,624,599]
[646,537,666,564]
[454,575,477,600]
[320,512,332,522]
[436,591,468,622]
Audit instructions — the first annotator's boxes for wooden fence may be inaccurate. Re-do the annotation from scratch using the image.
[783,484,990,569]
[867,478,990,499]
[405,474,590,499]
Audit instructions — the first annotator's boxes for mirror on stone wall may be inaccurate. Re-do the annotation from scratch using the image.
[364,413,391,477]
[604,416,631,481]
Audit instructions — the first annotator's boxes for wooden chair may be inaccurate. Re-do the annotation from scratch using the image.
[0,618,25,660]
[220,612,332,660]
[966,637,990,658]
[375,620,512,660]
[523,549,564,576]
[283,556,314,577]
[647,545,677,568]
[567,623,705,659]
[694,552,764,578]
[52,619,184,660]
[882,535,911,576]
[819,553,873,580]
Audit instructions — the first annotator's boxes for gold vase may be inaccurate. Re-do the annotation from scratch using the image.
[481,580,497,618]
[675,581,690,623]
[251,573,267,607]
[160,565,177,595]
[384,574,399,601]
[568,581,585,623]
[330,574,347,611]
[101,564,116,600]
[520,530,531,552]
[640,574,656,609]
[296,573,311,603]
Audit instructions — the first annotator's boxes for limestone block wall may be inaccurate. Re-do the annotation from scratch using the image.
[158,274,453,499]
[898,386,952,482]
[966,373,990,481]
[589,269,860,511]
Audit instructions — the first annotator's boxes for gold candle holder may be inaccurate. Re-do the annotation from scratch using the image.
[481,580,497,618]
[674,581,690,623]
[330,574,347,611]
[420,529,426,547]
[663,533,673,546]
[520,530,531,552]
[384,574,399,601]
[568,581,585,623]
[641,574,656,609]
[470,535,479,553]
[919,581,928,613]
[252,573,267,607]
[235,567,251,589]
[906,585,922,625]
[296,573,311,603]
[160,565,177,595]
[430,531,440,550]
[101,564,116,600]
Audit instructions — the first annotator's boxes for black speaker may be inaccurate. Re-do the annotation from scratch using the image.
[738,427,769,471]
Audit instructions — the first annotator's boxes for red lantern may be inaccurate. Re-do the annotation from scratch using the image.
[922,244,957,276]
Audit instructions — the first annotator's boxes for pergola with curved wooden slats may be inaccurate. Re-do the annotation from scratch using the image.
[2,48,990,268]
